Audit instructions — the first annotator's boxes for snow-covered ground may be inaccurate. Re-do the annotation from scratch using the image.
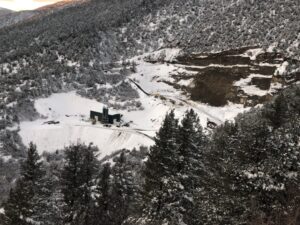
[19,92,155,157]
[234,74,273,96]
[19,49,251,158]
[129,51,249,125]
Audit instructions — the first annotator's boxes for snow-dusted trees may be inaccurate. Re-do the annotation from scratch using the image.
[3,179,32,225]
[201,86,300,225]
[141,86,300,225]
[61,144,98,225]
[142,109,207,225]
[92,150,144,225]
[94,163,113,225]
[142,110,182,224]
[2,143,50,225]
[177,109,208,225]
[110,152,140,225]
[1,85,299,225]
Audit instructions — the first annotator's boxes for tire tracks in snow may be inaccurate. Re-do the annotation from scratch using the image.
[74,124,155,141]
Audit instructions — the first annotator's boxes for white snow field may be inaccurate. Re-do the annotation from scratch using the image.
[19,92,155,157]
[19,49,250,158]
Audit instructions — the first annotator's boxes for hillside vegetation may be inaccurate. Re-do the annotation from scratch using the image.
[1,84,299,225]
[0,1,299,224]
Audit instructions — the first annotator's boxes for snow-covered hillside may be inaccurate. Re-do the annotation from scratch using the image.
[19,49,251,157]
[16,46,299,158]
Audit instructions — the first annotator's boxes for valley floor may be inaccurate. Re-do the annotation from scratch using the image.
[18,52,250,157]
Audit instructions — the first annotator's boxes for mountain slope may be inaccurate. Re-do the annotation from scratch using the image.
[0,0,298,162]
[0,0,300,204]
[0,10,38,29]
[0,0,89,29]
[0,0,298,155]
[38,0,89,11]
[0,7,13,17]
[17,46,300,157]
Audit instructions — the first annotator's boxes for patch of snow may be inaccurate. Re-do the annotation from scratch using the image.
[177,79,194,87]
[195,55,208,59]
[240,85,268,96]
[1,155,12,162]
[120,27,127,34]
[6,124,19,132]
[267,42,278,52]
[234,74,272,96]
[67,60,80,67]
[286,172,297,179]
[175,64,250,69]
[263,183,285,191]
[244,48,264,60]
[144,48,182,62]
[243,171,265,179]
[15,87,22,92]
[258,62,281,67]
[275,61,289,76]
[269,82,284,93]
[148,22,158,31]
[6,101,17,108]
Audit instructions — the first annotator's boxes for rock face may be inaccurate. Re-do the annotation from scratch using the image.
[168,47,299,107]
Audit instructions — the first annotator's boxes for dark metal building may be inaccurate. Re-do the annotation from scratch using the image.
[90,108,122,124]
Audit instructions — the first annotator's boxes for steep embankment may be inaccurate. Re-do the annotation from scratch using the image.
[174,47,299,106]
[142,47,299,107]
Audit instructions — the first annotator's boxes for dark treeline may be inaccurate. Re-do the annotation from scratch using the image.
[0,85,299,225]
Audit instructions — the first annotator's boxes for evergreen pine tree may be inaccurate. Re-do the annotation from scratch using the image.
[61,144,82,224]
[21,142,43,184]
[143,110,182,224]
[31,172,61,225]
[111,151,137,225]
[203,90,300,225]
[61,143,98,225]
[3,142,44,225]
[178,109,206,185]
[177,109,207,225]
[262,93,289,128]
[94,163,113,225]
[3,180,31,225]
[77,144,98,225]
